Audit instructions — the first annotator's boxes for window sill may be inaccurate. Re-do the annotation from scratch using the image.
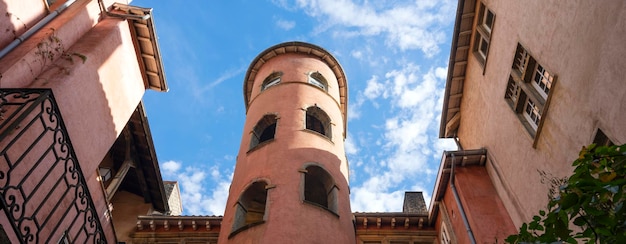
[303,200,339,218]
[247,138,275,154]
[302,129,334,144]
[228,221,265,239]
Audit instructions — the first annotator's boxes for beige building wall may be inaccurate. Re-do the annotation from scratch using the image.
[451,0,626,226]
[165,181,183,216]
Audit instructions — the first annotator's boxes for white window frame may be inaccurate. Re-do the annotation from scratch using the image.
[309,76,325,90]
[473,2,495,67]
[531,64,553,99]
[308,72,328,91]
[262,77,280,91]
[440,223,451,244]
[523,98,541,130]
[481,5,495,33]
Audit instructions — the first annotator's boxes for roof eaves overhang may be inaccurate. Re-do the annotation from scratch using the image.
[112,3,168,92]
[128,102,169,213]
[427,148,486,225]
[243,41,348,138]
[353,212,433,230]
[439,0,476,138]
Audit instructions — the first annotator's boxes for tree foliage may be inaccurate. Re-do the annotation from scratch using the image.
[506,144,626,243]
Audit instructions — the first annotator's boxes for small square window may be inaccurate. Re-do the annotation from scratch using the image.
[523,98,541,130]
[532,64,553,98]
[482,8,495,32]
[473,2,495,68]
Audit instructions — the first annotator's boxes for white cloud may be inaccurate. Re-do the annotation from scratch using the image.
[363,75,384,100]
[350,64,452,212]
[161,160,182,175]
[161,159,232,216]
[276,19,296,30]
[282,0,456,56]
[345,134,358,155]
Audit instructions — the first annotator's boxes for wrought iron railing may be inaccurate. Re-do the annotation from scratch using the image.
[0,89,106,243]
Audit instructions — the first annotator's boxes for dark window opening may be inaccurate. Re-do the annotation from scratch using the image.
[259,123,276,143]
[261,72,282,91]
[305,175,328,208]
[303,165,338,214]
[250,115,278,150]
[305,107,332,139]
[306,114,325,135]
[231,181,268,236]
[593,129,614,147]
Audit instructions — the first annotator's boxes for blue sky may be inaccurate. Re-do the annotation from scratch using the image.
[134,0,458,216]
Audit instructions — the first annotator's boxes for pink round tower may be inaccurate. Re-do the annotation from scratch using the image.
[217,42,354,243]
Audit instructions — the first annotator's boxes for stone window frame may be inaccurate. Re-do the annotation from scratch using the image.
[261,72,282,91]
[308,71,328,91]
[299,164,339,216]
[229,180,271,238]
[304,106,332,140]
[249,114,279,151]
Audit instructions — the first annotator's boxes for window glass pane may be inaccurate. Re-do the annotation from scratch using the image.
[524,99,541,129]
[262,77,280,91]
[479,37,489,57]
[484,10,494,30]
[309,77,326,90]
[532,64,552,97]
[308,72,328,91]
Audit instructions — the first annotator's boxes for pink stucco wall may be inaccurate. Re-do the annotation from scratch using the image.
[1,0,149,242]
[456,0,626,227]
[219,51,355,243]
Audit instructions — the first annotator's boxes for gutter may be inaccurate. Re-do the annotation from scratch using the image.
[450,152,477,244]
[0,0,77,59]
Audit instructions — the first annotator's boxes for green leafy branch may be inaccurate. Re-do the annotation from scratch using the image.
[506,144,626,244]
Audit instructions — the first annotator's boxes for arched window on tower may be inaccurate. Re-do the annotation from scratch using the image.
[250,114,278,150]
[305,106,332,139]
[308,72,328,91]
[261,72,282,91]
[303,165,338,215]
[230,181,268,236]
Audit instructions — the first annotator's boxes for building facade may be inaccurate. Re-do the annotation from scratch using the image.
[434,0,626,243]
[218,41,354,244]
[0,0,171,243]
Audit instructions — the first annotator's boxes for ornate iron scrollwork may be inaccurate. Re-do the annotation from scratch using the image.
[0,89,106,243]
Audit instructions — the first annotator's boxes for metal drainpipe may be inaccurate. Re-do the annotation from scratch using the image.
[450,153,477,244]
[0,0,77,59]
